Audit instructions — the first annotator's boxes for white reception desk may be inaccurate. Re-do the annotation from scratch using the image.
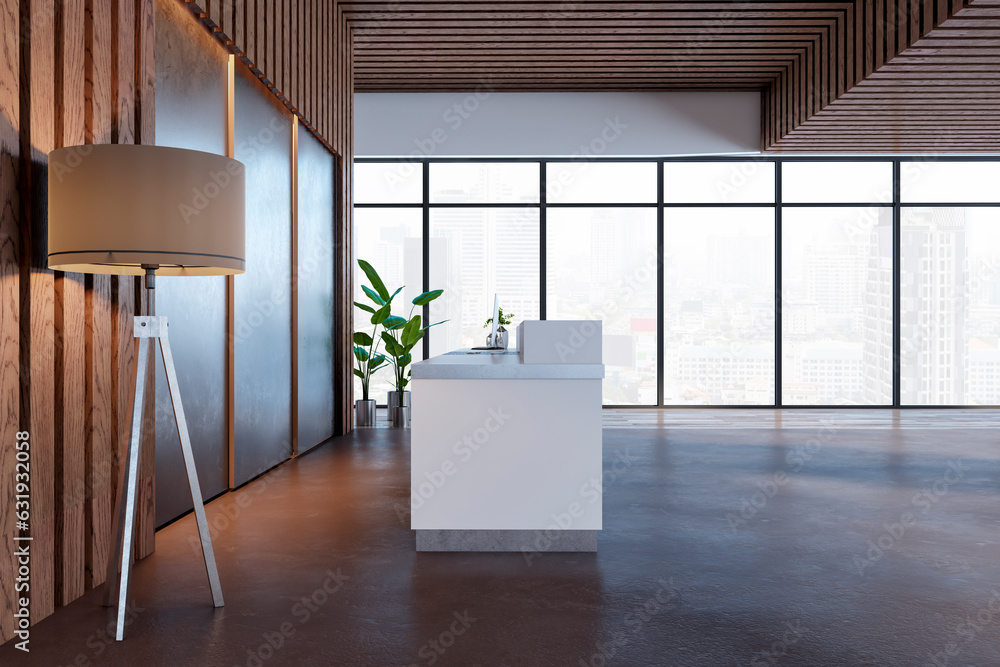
[410,320,604,553]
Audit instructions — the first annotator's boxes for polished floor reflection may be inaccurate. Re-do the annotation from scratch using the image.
[3,410,1000,665]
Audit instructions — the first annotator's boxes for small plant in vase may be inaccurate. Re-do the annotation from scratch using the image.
[483,306,515,349]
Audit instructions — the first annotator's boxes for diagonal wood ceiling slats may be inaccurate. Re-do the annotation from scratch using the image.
[344,0,999,153]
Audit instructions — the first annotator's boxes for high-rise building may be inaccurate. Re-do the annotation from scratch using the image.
[862,211,894,403]
[899,208,967,404]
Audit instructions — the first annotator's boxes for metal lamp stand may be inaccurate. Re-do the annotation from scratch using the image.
[103,307,224,640]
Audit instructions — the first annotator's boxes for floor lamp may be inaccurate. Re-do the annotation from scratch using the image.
[47,144,246,640]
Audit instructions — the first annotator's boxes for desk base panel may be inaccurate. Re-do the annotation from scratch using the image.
[415,529,597,553]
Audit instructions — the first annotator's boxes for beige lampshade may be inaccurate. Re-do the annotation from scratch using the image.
[48,144,245,276]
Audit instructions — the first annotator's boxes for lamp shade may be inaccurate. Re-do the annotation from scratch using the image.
[48,144,245,276]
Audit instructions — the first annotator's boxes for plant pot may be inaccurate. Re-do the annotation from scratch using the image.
[392,406,410,428]
[355,399,376,427]
[387,390,411,428]
[487,329,509,349]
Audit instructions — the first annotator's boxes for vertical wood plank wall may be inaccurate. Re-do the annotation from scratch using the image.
[182,0,354,433]
[2,0,352,643]
[1,0,157,642]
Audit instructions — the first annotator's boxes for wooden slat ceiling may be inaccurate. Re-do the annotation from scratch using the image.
[343,0,1000,153]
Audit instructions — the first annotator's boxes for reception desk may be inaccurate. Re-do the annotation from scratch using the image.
[410,321,604,553]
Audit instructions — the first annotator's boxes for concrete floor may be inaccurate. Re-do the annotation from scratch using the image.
[3,412,1000,665]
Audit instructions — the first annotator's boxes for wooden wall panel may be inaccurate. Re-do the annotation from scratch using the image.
[0,0,155,643]
[54,0,88,614]
[181,0,354,437]
[21,0,57,624]
[0,0,20,643]
[769,0,1000,151]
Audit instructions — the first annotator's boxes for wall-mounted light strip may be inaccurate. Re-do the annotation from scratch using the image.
[291,116,300,456]
[226,54,236,489]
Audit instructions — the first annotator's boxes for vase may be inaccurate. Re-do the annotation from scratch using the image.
[355,399,376,427]
[487,329,509,349]
[387,390,411,428]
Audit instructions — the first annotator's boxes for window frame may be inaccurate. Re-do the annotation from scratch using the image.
[355,155,1000,409]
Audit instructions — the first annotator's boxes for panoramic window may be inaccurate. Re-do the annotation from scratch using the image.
[355,158,1000,408]
[782,207,893,405]
[548,208,658,405]
[428,208,541,355]
[663,207,775,405]
[900,207,1000,405]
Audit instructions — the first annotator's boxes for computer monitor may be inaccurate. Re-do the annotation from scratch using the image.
[489,294,500,348]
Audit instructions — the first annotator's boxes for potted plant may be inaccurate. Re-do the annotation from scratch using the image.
[381,290,445,427]
[352,259,393,427]
[483,306,515,349]
[354,258,445,427]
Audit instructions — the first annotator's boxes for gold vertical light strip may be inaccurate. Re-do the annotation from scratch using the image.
[290,115,299,456]
[226,54,237,489]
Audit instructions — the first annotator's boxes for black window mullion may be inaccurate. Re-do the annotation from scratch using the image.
[422,162,430,360]
[657,161,665,407]
[893,160,902,408]
[775,160,783,409]
[540,161,547,320]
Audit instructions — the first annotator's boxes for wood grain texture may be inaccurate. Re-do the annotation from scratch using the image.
[112,0,135,144]
[135,280,155,558]
[336,1,1000,151]
[0,0,155,644]
[84,274,112,590]
[23,0,58,623]
[52,0,87,609]
[0,0,20,642]
[54,273,86,605]
[138,0,155,147]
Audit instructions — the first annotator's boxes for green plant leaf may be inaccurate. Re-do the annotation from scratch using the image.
[400,377,409,388]
[353,331,373,346]
[407,330,425,350]
[381,331,402,357]
[401,315,421,348]
[371,303,391,325]
[368,353,386,369]
[353,346,369,362]
[399,352,412,367]
[353,369,364,379]
[354,301,375,314]
[423,319,448,330]
[358,259,391,302]
[411,289,444,306]
[363,285,387,306]
[383,315,407,330]
[389,286,404,302]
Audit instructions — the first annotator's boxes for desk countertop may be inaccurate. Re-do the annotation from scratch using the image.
[411,349,605,380]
